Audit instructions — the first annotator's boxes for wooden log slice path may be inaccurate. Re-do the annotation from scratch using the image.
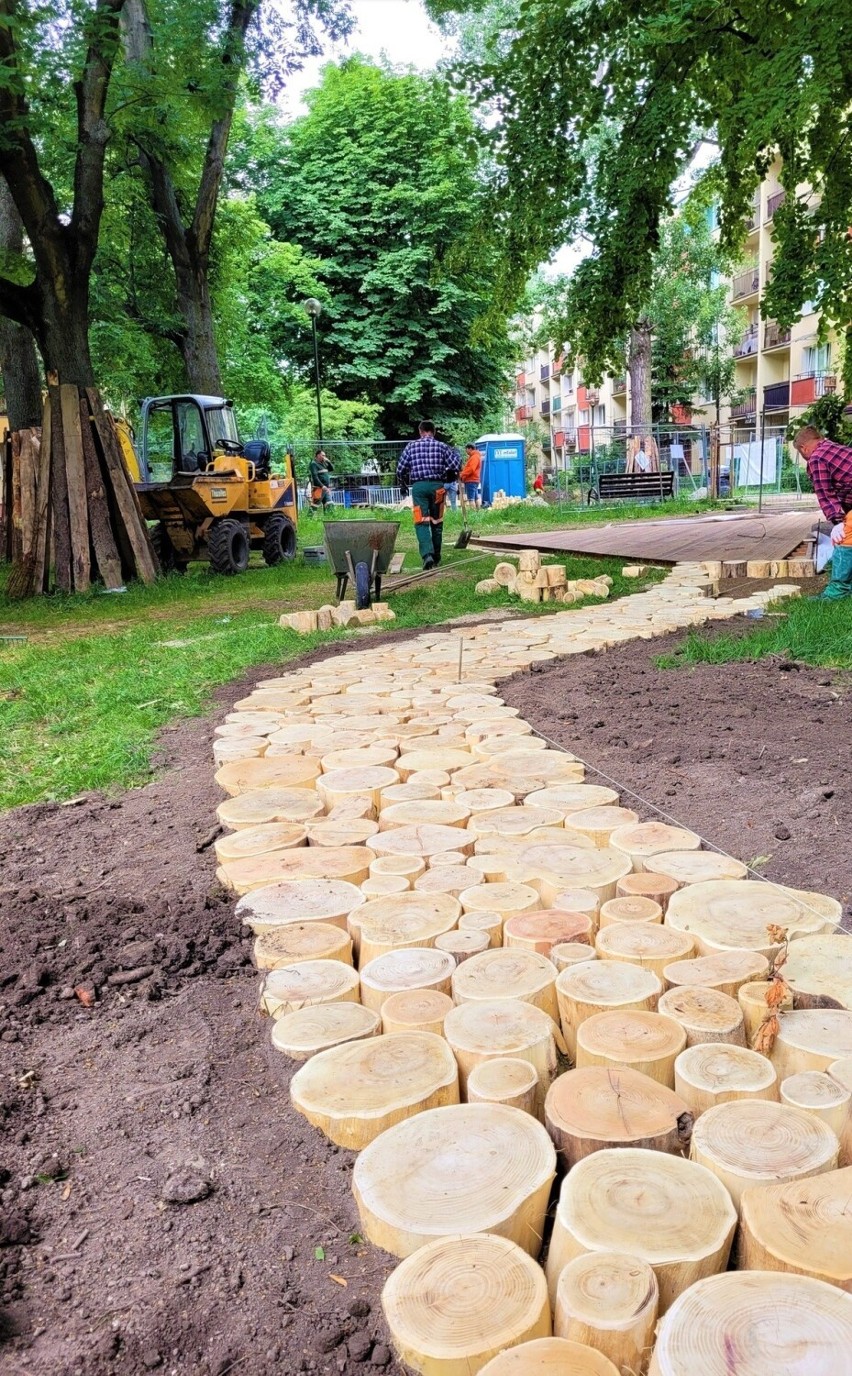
[664,880,837,958]
[595,922,695,978]
[504,910,593,955]
[467,1058,540,1115]
[674,1044,779,1117]
[217,787,325,830]
[259,960,360,1017]
[348,893,460,964]
[443,999,562,1107]
[381,989,455,1036]
[270,1003,381,1060]
[235,878,366,934]
[576,1010,687,1087]
[651,850,748,887]
[359,947,457,1013]
[553,1252,659,1376]
[658,986,746,1047]
[550,943,598,971]
[545,1066,693,1168]
[219,844,373,896]
[451,949,559,1022]
[662,950,770,999]
[556,962,662,1058]
[783,934,852,1010]
[215,754,321,796]
[369,824,478,858]
[689,1099,839,1208]
[213,822,307,865]
[478,1338,621,1376]
[253,921,353,969]
[739,1165,852,1287]
[609,822,701,872]
[770,1009,852,1079]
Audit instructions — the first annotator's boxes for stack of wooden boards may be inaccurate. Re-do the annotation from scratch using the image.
[213,564,852,1375]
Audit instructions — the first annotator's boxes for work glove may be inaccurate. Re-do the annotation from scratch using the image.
[831,522,846,545]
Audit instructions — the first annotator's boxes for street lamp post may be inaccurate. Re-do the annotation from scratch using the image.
[303,297,324,445]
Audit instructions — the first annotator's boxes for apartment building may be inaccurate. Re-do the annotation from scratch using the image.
[512,343,624,470]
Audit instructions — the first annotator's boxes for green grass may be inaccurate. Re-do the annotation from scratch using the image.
[657,596,852,671]
[0,506,667,810]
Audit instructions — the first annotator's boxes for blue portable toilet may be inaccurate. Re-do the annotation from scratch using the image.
[475,433,526,506]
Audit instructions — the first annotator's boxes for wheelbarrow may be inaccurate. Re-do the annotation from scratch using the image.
[323,520,401,609]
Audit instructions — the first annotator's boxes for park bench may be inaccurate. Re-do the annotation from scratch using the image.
[588,470,675,504]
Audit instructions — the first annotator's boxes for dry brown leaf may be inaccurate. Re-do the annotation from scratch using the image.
[767,924,788,945]
[61,1183,72,1201]
[752,1013,780,1056]
[74,986,95,1008]
[329,1274,348,1287]
[766,976,791,1008]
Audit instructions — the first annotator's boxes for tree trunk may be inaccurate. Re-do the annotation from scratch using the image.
[175,264,223,394]
[628,320,653,432]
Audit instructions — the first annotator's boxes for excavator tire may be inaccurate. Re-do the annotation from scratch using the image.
[262,514,297,566]
[209,518,249,575]
[150,522,186,575]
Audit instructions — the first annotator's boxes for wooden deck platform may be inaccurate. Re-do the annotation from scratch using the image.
[472,510,819,565]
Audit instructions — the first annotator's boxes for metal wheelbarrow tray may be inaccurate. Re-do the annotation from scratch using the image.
[322,520,401,607]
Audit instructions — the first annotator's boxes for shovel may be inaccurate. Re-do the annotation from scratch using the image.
[455,482,474,549]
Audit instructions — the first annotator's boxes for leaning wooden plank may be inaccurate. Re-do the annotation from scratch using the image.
[59,383,90,591]
[78,393,123,589]
[48,388,72,592]
[86,388,157,583]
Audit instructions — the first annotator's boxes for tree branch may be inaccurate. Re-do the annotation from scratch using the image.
[0,273,39,332]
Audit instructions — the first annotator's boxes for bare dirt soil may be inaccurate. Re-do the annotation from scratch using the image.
[1,614,850,1376]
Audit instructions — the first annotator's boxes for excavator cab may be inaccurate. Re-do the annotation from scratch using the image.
[131,395,298,575]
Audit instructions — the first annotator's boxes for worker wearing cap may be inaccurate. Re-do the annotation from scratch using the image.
[793,426,852,599]
[460,444,483,507]
[397,420,461,569]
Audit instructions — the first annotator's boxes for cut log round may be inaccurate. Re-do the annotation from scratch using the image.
[414,868,474,899]
[738,979,793,1043]
[369,824,477,859]
[780,1071,852,1161]
[479,1337,621,1375]
[371,853,426,881]
[460,882,542,923]
[395,748,475,780]
[452,950,559,1022]
[270,1002,380,1060]
[359,948,456,1014]
[467,1059,540,1115]
[213,737,268,767]
[564,806,640,849]
[381,989,455,1036]
[595,923,695,978]
[598,897,662,930]
[458,910,506,948]
[430,851,468,867]
[320,744,399,771]
[435,930,490,963]
[471,807,566,839]
[290,1032,459,1149]
[650,850,748,887]
[553,1251,659,1376]
[658,987,746,1047]
[551,890,601,927]
[545,1148,737,1311]
[739,1165,852,1287]
[662,950,769,999]
[361,875,412,898]
[220,845,373,897]
[664,880,836,958]
[524,785,619,816]
[648,1271,852,1375]
[771,1010,852,1080]
[214,754,321,797]
[576,1011,686,1087]
[609,822,701,872]
[217,787,324,830]
[381,1233,551,1376]
[830,1058,852,1093]
[514,844,633,906]
[544,1066,693,1168]
[674,1044,778,1117]
[504,910,593,955]
[556,962,662,1058]
[454,788,518,815]
[348,892,460,963]
[236,878,366,935]
[443,999,561,1107]
[352,1103,555,1258]
[616,872,679,912]
[689,1099,839,1208]
[380,780,443,808]
[304,818,379,849]
[316,765,401,812]
[474,735,548,761]
[380,800,472,831]
[259,959,360,1017]
[783,934,852,1011]
[550,943,597,972]
[326,796,377,822]
[253,921,353,970]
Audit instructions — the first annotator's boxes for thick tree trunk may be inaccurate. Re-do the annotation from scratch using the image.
[0,320,42,430]
[628,320,653,433]
[175,263,223,394]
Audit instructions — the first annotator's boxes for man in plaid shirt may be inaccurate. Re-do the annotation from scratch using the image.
[397,420,461,569]
[793,426,852,599]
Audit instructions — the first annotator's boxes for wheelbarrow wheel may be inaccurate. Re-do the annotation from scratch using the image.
[354,560,372,610]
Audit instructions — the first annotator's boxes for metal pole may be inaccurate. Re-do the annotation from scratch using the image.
[757,406,766,514]
[311,315,324,445]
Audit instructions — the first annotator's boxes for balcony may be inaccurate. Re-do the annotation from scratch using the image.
[611,376,627,394]
[541,400,550,416]
[766,189,786,220]
[551,358,563,378]
[613,420,627,437]
[730,387,757,420]
[764,321,791,351]
[746,197,761,232]
[577,425,591,452]
[577,384,589,409]
[516,372,525,388]
[515,405,531,423]
[732,265,760,301]
[553,430,565,447]
[791,373,837,406]
[764,380,790,411]
[733,323,759,358]
[540,364,550,382]
[551,396,562,414]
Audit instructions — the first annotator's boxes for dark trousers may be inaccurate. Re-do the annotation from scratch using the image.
[411,480,446,563]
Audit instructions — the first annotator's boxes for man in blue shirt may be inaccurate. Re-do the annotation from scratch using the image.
[396,420,461,569]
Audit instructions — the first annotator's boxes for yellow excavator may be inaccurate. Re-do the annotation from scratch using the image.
[117,394,298,575]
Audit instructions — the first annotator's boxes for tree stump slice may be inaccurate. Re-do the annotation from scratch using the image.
[235,878,366,935]
[320,744,399,771]
[474,735,549,762]
[452,950,559,1022]
[216,787,325,831]
[504,910,592,956]
[213,737,268,767]
[674,1044,778,1117]
[780,1071,852,1161]
[414,868,474,898]
[648,1271,852,1375]
[380,800,472,831]
[369,824,477,859]
[380,780,443,808]
[381,1233,551,1376]
[544,1066,693,1168]
[361,875,412,898]
[471,806,567,840]
[215,754,321,797]
[429,850,468,867]
[259,959,361,1018]
[443,999,561,1108]
[479,1339,620,1375]
[270,1002,380,1060]
[219,844,373,896]
[458,910,506,948]
[771,1010,852,1080]
[524,786,619,816]
[599,896,662,928]
[353,1103,555,1258]
[435,930,491,963]
[737,980,793,1043]
[783,934,852,1011]
[460,882,542,923]
[371,853,426,881]
[616,872,679,913]
[609,823,701,873]
[382,989,455,1036]
[326,796,377,823]
[658,987,746,1047]
[556,963,662,1058]
[304,818,380,849]
[595,923,695,978]
[689,1099,839,1208]
[467,1058,540,1115]
[576,1011,686,1087]
[316,765,400,811]
[550,943,598,972]
[662,951,770,999]
[454,788,518,815]
[651,851,748,887]
[213,822,307,865]
[553,1251,659,1376]
[359,948,457,1013]
[395,748,475,781]
[565,806,640,849]
[350,894,461,966]
[253,922,353,970]
[830,1057,852,1093]
[664,880,836,958]
[514,844,632,906]
[290,1031,459,1149]
[739,1165,852,1287]
[551,890,602,927]
[545,1148,737,1312]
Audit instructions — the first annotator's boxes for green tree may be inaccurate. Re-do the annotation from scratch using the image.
[236,58,513,437]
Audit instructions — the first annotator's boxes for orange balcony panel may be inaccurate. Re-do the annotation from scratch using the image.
[791,377,815,406]
[578,425,591,452]
[516,372,526,388]
[577,385,589,409]
[671,403,692,425]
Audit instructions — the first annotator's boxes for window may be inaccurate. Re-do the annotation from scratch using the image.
[144,406,175,481]
[804,342,832,375]
[595,404,606,426]
[175,400,208,471]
